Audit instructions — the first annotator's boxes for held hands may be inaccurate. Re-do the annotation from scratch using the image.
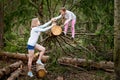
[51,22,56,26]
[51,18,56,22]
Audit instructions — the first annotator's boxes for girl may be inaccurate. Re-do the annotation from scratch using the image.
[27,18,54,77]
[54,7,76,38]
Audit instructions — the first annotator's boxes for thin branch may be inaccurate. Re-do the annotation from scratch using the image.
[46,0,51,19]
[61,35,92,54]
[59,62,88,72]
[55,37,68,55]
[57,36,75,57]
[69,0,74,10]
[53,0,60,16]
[58,36,72,52]
[62,0,67,7]
[28,0,38,9]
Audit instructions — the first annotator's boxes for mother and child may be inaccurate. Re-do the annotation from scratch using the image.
[27,7,76,77]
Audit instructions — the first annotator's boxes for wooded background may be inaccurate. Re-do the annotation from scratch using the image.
[1,0,114,59]
[0,0,118,80]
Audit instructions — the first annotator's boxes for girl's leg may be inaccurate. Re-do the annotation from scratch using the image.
[28,50,34,71]
[71,19,76,38]
[28,50,34,77]
[64,22,69,35]
[35,44,45,65]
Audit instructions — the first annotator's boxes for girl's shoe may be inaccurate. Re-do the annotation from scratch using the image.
[36,60,44,66]
[27,71,34,77]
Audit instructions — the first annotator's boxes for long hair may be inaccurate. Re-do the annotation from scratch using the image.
[31,18,39,28]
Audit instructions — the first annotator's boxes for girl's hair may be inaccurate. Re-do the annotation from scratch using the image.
[31,18,39,28]
[60,7,66,12]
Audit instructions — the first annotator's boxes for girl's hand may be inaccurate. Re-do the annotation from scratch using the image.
[52,22,56,26]
[51,18,56,22]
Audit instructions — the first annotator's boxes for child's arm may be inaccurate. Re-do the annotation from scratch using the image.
[36,24,55,32]
[38,20,52,28]
[53,15,62,20]
[64,13,72,25]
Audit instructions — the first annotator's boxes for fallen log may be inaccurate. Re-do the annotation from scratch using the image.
[58,57,114,72]
[0,61,23,79]
[7,68,22,80]
[36,64,47,78]
[0,52,49,63]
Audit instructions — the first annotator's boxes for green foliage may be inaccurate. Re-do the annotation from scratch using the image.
[3,0,114,61]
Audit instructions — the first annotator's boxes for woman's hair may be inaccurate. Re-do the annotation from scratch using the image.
[31,18,39,28]
[60,7,66,12]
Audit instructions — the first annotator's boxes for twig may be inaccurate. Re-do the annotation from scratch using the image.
[55,37,68,55]
[62,0,67,7]
[46,0,51,19]
[57,36,75,57]
[53,0,60,16]
[61,35,92,54]
[28,0,38,9]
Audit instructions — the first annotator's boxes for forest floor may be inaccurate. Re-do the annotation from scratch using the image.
[0,58,115,80]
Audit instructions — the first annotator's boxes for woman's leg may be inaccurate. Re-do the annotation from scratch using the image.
[64,22,69,35]
[35,44,45,65]
[71,19,76,38]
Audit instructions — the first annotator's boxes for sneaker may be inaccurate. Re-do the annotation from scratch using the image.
[71,37,74,40]
[27,71,34,77]
[63,32,67,36]
[36,60,44,66]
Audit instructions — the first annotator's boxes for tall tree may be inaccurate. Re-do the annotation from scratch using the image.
[114,0,120,80]
[0,1,4,48]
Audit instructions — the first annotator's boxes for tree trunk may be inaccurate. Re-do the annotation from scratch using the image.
[0,1,4,48]
[7,68,22,80]
[114,0,120,80]
[58,57,114,72]
[0,61,23,79]
[36,64,47,78]
[0,52,49,63]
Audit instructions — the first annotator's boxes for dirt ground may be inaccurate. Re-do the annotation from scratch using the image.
[0,59,115,80]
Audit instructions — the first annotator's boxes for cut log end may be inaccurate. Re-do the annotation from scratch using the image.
[36,64,47,78]
[37,69,47,78]
[51,25,62,36]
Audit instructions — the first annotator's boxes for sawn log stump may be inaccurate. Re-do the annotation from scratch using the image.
[51,25,62,36]
[36,64,47,78]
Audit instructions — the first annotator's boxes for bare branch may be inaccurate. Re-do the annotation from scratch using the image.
[46,0,51,19]
[28,0,38,9]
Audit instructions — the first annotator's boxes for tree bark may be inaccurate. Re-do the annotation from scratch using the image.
[7,68,22,80]
[58,57,114,72]
[114,0,120,80]
[36,64,47,78]
[0,61,23,79]
[0,52,49,63]
[0,1,4,48]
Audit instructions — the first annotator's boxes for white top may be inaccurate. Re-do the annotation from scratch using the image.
[27,21,52,46]
[54,10,76,25]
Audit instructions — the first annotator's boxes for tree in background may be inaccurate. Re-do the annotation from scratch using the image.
[0,1,4,48]
[114,0,120,80]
